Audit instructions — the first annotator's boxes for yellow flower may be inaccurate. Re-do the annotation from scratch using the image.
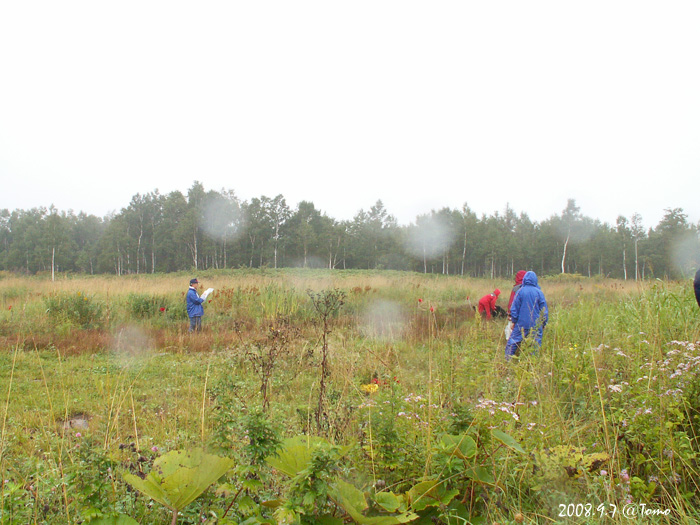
[361,383,379,394]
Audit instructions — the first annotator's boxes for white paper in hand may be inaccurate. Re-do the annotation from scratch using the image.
[504,321,513,340]
[201,288,214,301]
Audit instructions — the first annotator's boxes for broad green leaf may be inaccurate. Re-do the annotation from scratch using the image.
[123,448,234,511]
[333,480,418,524]
[465,466,496,486]
[266,435,330,477]
[439,434,477,459]
[88,515,139,525]
[491,429,526,454]
[317,517,345,525]
[407,480,459,511]
[375,492,401,513]
[335,479,368,512]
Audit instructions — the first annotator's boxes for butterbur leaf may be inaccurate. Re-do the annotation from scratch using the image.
[439,434,477,459]
[266,435,330,477]
[123,448,234,512]
[333,480,418,524]
[491,429,526,454]
[88,515,140,525]
[375,492,401,513]
[407,480,459,511]
[334,479,367,512]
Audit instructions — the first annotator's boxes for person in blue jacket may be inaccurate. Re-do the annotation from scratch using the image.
[186,278,205,332]
[505,271,548,360]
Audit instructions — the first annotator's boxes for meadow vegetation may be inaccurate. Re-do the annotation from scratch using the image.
[0,269,699,524]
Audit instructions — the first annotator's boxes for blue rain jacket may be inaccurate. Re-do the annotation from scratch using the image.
[186,287,204,318]
[509,271,548,330]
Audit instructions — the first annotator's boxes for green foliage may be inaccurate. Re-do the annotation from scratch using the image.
[273,440,348,523]
[4,272,700,523]
[125,293,168,319]
[123,448,234,514]
[438,433,477,460]
[0,480,25,524]
[491,428,526,454]
[44,291,104,329]
[88,515,140,525]
[332,480,418,524]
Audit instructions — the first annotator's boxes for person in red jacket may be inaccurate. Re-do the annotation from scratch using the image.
[507,271,527,313]
[478,289,502,319]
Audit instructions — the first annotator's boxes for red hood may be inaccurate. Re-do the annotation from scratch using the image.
[515,270,527,285]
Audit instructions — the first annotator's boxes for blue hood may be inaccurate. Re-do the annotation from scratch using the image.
[523,271,538,287]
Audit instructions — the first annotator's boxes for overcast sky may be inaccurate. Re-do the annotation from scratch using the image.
[1,1,698,229]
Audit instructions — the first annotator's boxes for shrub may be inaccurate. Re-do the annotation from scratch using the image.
[44,292,104,329]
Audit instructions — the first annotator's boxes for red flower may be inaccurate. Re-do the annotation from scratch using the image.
[430,306,434,312]
[418,298,423,303]
[371,378,379,384]
[7,305,11,311]
[159,307,166,312]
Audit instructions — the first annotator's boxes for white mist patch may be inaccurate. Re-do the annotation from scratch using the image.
[199,194,243,242]
[290,256,326,269]
[360,300,406,341]
[111,325,155,364]
[671,233,700,277]
[405,215,456,259]
[557,221,596,245]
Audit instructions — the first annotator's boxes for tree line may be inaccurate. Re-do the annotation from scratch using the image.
[1,181,698,280]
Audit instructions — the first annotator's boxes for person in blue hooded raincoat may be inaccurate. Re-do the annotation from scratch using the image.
[186,278,205,332]
[505,271,548,359]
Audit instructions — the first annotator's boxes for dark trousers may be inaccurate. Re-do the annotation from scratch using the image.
[189,316,202,332]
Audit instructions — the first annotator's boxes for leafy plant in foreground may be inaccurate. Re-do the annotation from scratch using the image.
[123,448,234,525]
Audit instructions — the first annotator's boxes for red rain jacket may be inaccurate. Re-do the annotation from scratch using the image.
[507,271,527,312]
[477,290,501,319]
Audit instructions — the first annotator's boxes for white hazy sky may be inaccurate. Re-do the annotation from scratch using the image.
[1,1,698,229]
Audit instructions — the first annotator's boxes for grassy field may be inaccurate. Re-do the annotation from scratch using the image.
[1,269,699,524]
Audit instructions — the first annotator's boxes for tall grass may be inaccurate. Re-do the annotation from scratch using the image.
[0,269,698,523]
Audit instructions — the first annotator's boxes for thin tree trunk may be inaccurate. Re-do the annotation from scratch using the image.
[136,220,143,274]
